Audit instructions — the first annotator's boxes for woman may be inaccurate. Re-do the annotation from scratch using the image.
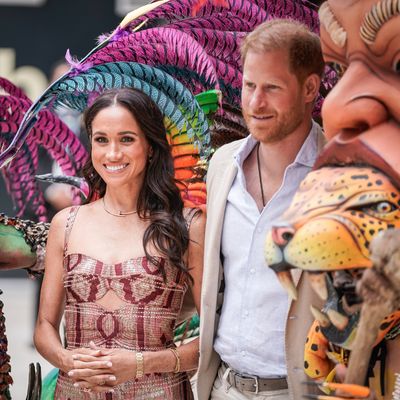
[34,88,204,398]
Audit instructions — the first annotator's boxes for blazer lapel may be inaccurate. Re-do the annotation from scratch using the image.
[203,159,237,288]
[209,161,237,234]
[200,151,238,372]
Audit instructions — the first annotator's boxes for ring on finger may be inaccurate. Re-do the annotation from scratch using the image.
[99,380,106,386]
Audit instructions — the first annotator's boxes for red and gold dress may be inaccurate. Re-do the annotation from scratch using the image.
[55,207,194,399]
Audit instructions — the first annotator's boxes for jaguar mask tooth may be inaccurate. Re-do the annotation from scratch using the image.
[276,270,298,301]
[308,272,328,300]
[327,309,349,330]
[310,305,331,328]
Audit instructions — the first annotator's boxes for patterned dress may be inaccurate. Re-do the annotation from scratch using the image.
[55,207,194,399]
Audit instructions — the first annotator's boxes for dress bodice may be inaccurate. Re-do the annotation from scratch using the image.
[63,252,188,351]
[64,253,187,307]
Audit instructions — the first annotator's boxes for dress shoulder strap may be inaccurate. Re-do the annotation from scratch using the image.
[183,207,200,231]
[63,206,80,255]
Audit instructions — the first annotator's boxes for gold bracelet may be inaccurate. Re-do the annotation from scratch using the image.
[135,352,144,379]
[169,347,181,373]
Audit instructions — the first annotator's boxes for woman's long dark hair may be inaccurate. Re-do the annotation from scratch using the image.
[82,88,190,280]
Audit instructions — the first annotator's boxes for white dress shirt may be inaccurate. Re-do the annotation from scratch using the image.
[214,121,321,378]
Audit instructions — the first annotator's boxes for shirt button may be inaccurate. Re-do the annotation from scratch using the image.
[250,268,255,274]
[244,310,249,316]
[241,351,246,356]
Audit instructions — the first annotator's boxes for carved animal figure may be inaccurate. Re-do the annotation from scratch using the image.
[265,165,400,398]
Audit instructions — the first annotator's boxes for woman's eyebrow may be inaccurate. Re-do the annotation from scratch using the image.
[92,131,139,136]
[117,131,139,136]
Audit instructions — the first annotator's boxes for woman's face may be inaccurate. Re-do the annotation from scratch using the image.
[90,104,151,190]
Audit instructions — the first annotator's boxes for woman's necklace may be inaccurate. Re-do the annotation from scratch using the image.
[256,142,266,208]
[102,197,137,217]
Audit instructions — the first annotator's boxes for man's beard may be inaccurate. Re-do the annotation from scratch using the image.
[245,103,306,144]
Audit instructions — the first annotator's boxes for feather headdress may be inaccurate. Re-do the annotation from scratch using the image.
[0,78,88,221]
[0,0,334,219]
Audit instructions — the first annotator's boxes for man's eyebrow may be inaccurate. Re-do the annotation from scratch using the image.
[360,0,400,45]
[242,77,253,84]
[318,2,347,48]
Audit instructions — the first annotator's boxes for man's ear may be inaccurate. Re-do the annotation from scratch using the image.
[303,73,321,103]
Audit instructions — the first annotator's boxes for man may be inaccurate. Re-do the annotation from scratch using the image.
[196,19,325,400]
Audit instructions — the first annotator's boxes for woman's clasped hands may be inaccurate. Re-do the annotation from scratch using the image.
[65,341,137,393]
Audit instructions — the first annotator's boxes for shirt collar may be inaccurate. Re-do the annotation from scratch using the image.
[233,120,321,169]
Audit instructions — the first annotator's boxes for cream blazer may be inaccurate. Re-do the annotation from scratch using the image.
[195,130,325,400]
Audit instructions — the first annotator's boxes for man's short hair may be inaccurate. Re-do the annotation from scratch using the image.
[241,19,324,82]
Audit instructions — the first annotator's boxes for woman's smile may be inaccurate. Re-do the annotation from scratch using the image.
[103,163,129,173]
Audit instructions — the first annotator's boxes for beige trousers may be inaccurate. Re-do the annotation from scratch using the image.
[210,365,290,400]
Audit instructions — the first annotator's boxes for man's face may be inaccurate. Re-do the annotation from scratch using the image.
[320,0,400,144]
[241,49,307,144]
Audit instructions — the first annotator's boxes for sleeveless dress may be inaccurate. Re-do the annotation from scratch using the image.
[54,206,194,399]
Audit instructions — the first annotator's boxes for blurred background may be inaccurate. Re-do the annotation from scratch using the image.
[0,0,147,397]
